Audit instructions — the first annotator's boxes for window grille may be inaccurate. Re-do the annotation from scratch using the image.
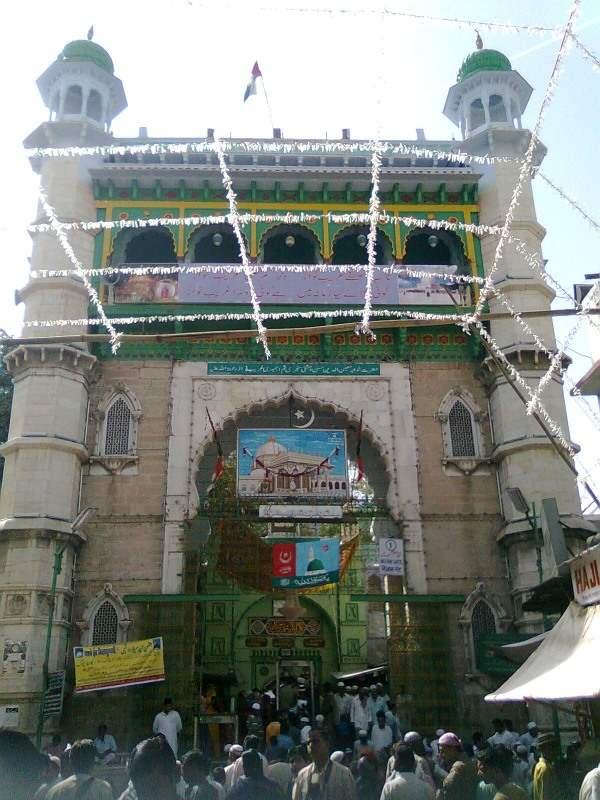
[471,600,496,668]
[104,396,132,455]
[448,400,476,457]
[91,601,118,645]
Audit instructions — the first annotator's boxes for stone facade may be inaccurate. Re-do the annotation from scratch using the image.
[0,37,590,744]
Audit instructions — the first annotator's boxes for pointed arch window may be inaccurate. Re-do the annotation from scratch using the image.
[437,390,487,474]
[103,394,135,455]
[471,599,497,669]
[91,601,119,645]
[448,400,477,457]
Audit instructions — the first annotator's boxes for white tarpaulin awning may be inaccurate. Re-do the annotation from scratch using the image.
[485,602,600,703]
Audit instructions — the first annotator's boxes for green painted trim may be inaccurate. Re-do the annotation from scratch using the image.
[124,594,240,603]
[349,593,466,603]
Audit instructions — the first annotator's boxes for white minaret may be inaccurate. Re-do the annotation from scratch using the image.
[444,40,584,632]
[0,35,126,736]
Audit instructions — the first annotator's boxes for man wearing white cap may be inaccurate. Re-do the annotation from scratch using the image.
[333,682,349,725]
[225,744,244,792]
[300,718,312,744]
[519,722,539,752]
[351,687,372,736]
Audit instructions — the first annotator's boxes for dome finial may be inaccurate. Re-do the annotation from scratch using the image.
[475,29,483,50]
[87,25,94,41]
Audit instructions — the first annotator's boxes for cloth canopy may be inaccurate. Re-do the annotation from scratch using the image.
[500,631,548,663]
[485,601,600,703]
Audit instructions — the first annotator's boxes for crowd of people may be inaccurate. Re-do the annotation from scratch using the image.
[1,686,599,800]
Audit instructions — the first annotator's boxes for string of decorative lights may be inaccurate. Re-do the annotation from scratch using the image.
[24,138,522,165]
[466,0,580,329]
[26,211,505,237]
[537,171,600,235]
[571,34,600,72]
[213,136,270,357]
[184,1,562,34]
[31,263,486,284]
[359,144,383,336]
[37,189,121,354]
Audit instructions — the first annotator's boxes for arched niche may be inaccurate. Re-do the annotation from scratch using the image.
[403,227,469,271]
[260,224,322,265]
[331,225,393,265]
[110,226,177,265]
[185,225,244,264]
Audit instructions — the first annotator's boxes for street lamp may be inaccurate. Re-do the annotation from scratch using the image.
[505,488,543,584]
[36,507,97,746]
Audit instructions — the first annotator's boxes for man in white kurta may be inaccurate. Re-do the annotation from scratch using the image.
[153,698,182,756]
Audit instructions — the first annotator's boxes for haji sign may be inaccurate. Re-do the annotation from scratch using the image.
[570,544,600,607]
[248,617,321,637]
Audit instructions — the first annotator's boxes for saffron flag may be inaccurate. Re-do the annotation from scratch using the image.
[244,61,262,102]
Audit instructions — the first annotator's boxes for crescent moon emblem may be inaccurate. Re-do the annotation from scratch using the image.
[293,408,315,428]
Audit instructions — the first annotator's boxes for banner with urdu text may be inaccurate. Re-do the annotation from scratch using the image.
[272,537,341,589]
[73,637,165,694]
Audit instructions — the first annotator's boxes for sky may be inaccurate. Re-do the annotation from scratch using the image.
[1,0,599,503]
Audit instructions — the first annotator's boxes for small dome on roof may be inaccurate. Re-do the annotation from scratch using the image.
[256,436,286,458]
[59,40,114,74]
[457,49,511,82]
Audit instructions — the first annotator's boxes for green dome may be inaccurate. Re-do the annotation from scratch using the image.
[457,49,511,82]
[59,40,114,74]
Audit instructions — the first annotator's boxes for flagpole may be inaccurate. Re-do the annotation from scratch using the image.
[260,78,275,132]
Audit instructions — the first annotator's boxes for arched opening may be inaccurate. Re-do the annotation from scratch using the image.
[469,98,485,131]
[86,89,103,122]
[471,600,496,670]
[103,393,135,455]
[50,92,60,121]
[189,226,243,264]
[489,94,507,123]
[404,227,468,269]
[64,85,82,115]
[448,399,477,457]
[331,225,392,265]
[92,600,119,645]
[261,224,321,265]
[123,227,176,264]
[510,99,521,129]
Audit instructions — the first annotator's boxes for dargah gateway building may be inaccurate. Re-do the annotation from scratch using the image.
[0,36,592,743]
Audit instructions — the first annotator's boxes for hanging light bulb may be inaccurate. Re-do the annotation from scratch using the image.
[285,235,296,248]
[428,234,439,248]
[212,232,223,246]
[356,234,367,247]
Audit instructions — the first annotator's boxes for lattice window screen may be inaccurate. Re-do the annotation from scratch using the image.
[448,400,476,457]
[104,396,132,455]
[471,600,496,658]
[92,601,119,645]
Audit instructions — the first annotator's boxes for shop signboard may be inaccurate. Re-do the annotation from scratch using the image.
[378,538,405,576]
[570,544,600,606]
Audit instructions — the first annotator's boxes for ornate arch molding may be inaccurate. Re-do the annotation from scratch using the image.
[195,386,393,500]
[459,581,512,675]
[258,223,324,262]
[401,224,469,267]
[90,382,142,475]
[435,387,491,476]
[184,224,249,262]
[76,583,132,645]
[330,224,395,262]
[109,225,177,264]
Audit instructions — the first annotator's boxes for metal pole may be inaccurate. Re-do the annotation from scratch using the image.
[36,544,66,748]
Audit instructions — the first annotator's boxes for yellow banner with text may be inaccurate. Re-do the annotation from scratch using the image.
[73,637,165,694]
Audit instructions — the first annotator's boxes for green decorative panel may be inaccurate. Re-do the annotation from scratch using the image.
[345,603,360,623]
[207,362,380,376]
[209,636,226,656]
[210,602,226,622]
[345,638,361,658]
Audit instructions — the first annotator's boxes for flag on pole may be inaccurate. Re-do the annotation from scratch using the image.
[355,410,365,484]
[244,61,262,102]
[206,408,224,491]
